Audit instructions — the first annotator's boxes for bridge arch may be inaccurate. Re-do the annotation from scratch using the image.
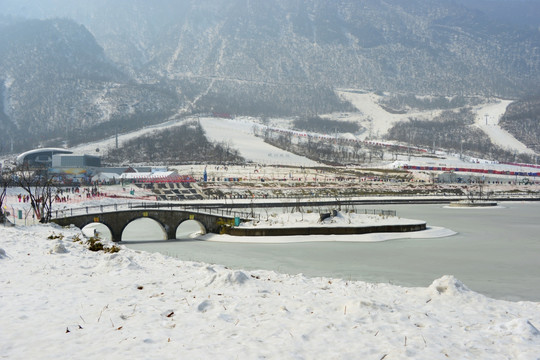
[81,222,113,241]
[176,219,207,239]
[121,217,168,241]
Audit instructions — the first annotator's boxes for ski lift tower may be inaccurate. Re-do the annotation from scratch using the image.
[485,114,489,125]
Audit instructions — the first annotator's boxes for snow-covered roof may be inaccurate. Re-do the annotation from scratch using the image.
[120,171,177,179]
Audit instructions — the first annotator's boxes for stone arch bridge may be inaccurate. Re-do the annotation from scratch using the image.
[51,206,246,242]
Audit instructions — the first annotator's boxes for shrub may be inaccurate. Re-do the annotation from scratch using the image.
[86,237,104,252]
[104,245,121,253]
[47,232,64,240]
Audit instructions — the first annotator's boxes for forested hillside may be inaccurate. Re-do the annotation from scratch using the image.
[500,98,540,154]
[104,121,244,165]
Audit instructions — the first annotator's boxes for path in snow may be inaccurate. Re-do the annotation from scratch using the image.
[66,115,316,167]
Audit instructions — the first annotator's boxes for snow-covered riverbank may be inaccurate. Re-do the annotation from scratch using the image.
[1,223,539,359]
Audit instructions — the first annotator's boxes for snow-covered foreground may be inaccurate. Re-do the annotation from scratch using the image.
[2,224,540,359]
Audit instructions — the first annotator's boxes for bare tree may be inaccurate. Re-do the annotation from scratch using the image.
[15,164,59,223]
[0,168,13,222]
[463,177,494,204]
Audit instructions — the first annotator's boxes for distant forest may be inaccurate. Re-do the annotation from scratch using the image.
[104,121,244,165]
[378,94,484,113]
[192,81,355,117]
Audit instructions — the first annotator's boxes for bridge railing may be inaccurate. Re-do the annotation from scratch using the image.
[52,202,260,221]
[53,202,132,219]
[52,201,397,222]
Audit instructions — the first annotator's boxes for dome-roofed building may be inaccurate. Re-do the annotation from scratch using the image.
[16,148,73,168]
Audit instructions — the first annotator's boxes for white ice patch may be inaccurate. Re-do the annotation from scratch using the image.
[96,253,141,271]
[202,268,250,287]
[429,275,470,296]
[223,270,250,285]
[49,242,69,254]
[197,300,213,313]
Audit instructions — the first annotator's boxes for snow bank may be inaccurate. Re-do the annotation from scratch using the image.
[239,210,422,228]
[1,224,539,359]
[200,210,453,244]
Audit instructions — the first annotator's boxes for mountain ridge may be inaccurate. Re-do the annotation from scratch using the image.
[3,0,540,97]
[1,0,540,154]
[0,17,181,152]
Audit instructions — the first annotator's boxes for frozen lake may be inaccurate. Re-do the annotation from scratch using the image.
[121,202,540,301]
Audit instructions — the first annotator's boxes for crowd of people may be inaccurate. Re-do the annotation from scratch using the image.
[16,186,108,205]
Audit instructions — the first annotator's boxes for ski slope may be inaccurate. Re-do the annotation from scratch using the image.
[338,90,537,155]
[472,100,536,155]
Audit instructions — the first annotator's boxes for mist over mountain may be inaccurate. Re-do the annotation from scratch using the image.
[0,17,182,152]
[1,0,540,153]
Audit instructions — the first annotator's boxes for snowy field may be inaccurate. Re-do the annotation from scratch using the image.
[2,223,540,359]
[68,117,190,157]
[238,211,424,228]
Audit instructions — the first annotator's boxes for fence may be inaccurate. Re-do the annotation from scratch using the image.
[52,201,398,222]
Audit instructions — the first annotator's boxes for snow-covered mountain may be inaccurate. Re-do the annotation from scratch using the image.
[4,0,540,96]
[1,0,540,153]
[0,18,181,153]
